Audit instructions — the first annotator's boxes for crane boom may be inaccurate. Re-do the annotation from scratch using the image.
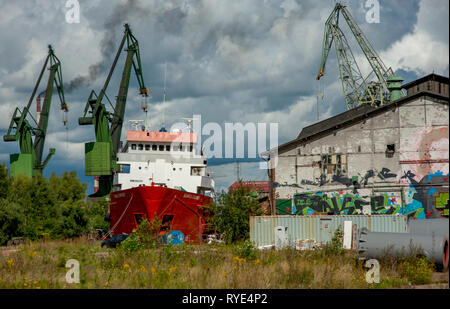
[79,24,149,197]
[3,45,68,177]
[317,3,405,109]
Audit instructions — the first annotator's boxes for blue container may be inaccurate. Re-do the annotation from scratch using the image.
[163,230,185,245]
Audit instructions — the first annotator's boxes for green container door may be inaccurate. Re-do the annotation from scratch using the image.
[85,142,111,176]
[9,153,33,178]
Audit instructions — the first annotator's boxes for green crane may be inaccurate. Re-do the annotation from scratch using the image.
[79,23,149,197]
[3,45,68,178]
[316,2,405,110]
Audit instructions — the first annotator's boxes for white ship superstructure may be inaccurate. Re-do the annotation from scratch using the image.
[113,129,214,195]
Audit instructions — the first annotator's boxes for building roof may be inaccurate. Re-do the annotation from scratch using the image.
[261,86,449,157]
[229,181,270,192]
[402,73,449,91]
[127,131,198,144]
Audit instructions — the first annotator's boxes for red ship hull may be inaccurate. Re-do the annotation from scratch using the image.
[109,185,212,243]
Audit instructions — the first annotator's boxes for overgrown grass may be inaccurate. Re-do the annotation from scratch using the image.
[0,237,439,289]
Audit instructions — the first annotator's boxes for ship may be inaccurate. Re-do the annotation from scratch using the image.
[105,121,215,244]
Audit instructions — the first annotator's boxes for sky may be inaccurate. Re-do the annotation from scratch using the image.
[0,0,448,194]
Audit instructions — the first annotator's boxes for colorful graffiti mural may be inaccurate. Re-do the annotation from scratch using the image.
[403,170,449,218]
[284,169,449,219]
[292,192,402,216]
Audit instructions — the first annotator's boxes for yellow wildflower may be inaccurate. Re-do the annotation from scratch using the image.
[123,263,130,269]
[254,259,261,265]
[169,266,176,273]
[33,281,38,285]
[151,267,156,274]
[36,286,41,289]
[222,271,227,278]
[24,283,28,287]
[140,266,147,273]
[233,265,237,270]
[6,259,14,266]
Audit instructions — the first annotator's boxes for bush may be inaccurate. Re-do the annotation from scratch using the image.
[119,235,144,255]
[400,256,435,285]
[233,240,257,260]
[212,184,263,244]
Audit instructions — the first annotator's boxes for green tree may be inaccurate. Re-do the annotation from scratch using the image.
[213,184,263,244]
[0,163,10,200]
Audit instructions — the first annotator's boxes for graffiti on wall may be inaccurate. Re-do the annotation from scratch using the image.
[292,192,402,216]
[288,169,448,218]
[403,170,449,218]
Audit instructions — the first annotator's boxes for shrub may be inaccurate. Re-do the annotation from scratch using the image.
[233,240,257,260]
[119,235,144,255]
[213,184,263,243]
[400,256,434,285]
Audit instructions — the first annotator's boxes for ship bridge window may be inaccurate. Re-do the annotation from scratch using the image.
[138,144,144,150]
[145,144,150,151]
[120,164,131,174]
[191,166,204,176]
[152,144,157,151]
[159,145,164,151]
[131,144,137,150]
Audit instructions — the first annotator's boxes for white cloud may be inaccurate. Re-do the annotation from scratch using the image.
[381,0,449,76]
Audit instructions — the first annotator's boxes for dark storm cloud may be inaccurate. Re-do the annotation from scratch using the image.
[65,0,150,93]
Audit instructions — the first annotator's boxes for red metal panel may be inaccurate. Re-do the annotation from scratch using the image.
[109,186,211,243]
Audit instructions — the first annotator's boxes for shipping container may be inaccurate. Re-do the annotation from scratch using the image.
[250,215,408,247]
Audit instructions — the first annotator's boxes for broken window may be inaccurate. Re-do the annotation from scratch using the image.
[321,154,347,175]
[134,214,144,226]
[160,215,174,232]
[385,144,395,158]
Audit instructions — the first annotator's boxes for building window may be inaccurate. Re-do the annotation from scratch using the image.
[321,154,347,175]
[159,145,164,151]
[385,144,395,158]
[131,144,137,150]
[166,145,170,151]
[138,144,143,150]
[120,164,130,174]
[152,144,157,151]
[358,145,361,153]
[189,145,193,152]
[145,144,150,151]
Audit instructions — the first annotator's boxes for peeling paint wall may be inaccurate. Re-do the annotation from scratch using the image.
[272,96,449,219]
